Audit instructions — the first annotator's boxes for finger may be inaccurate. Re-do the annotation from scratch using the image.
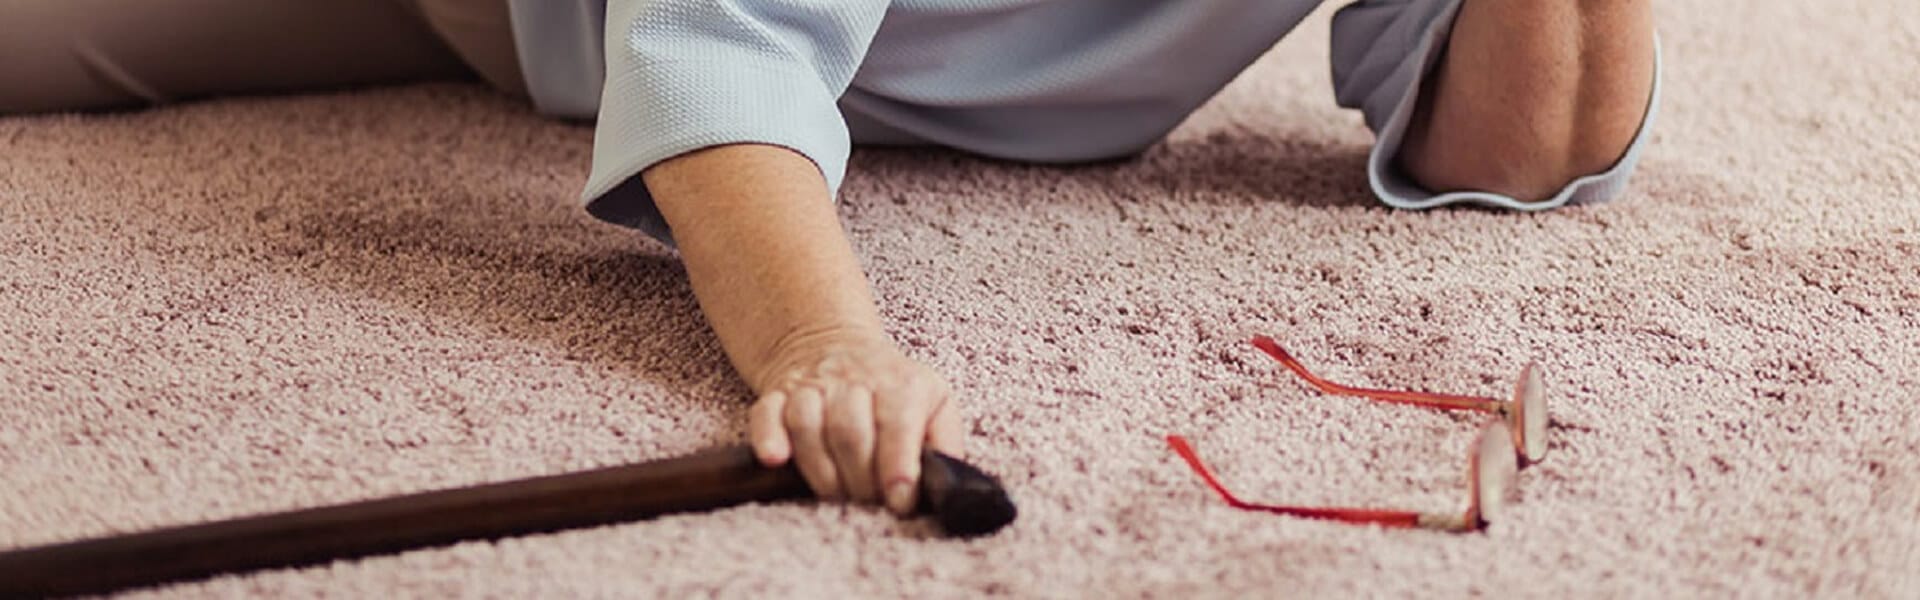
[874,379,940,515]
[784,387,841,500]
[749,391,791,466]
[926,393,966,460]
[826,386,879,504]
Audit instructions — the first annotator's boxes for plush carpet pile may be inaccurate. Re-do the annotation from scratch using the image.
[3,1,1915,597]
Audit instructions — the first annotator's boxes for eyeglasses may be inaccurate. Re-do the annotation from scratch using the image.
[1165,335,1547,531]
[1250,335,1549,466]
[1166,420,1516,532]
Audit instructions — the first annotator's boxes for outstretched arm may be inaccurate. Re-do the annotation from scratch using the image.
[643,144,964,516]
[580,0,955,516]
[1397,0,1656,202]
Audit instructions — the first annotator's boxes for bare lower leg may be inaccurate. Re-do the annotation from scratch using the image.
[1398,0,1657,201]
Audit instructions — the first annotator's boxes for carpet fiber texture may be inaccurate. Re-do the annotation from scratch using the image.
[3,2,1917,597]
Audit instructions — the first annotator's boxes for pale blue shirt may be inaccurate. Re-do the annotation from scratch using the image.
[506,0,1660,245]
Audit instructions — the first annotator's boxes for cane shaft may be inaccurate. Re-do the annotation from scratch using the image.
[0,445,805,598]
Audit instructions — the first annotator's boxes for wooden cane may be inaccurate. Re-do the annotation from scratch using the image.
[0,445,1016,598]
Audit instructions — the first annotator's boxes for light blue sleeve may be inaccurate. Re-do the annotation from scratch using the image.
[1328,0,1662,211]
[581,0,891,245]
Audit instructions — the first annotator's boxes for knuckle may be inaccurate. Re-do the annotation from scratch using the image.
[803,473,840,499]
[752,397,783,419]
[906,370,951,397]
[826,419,867,448]
[873,408,915,432]
[799,446,837,475]
[785,401,823,430]
[900,366,935,386]
[896,374,941,400]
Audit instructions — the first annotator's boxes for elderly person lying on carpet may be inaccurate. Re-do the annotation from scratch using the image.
[2,0,1657,517]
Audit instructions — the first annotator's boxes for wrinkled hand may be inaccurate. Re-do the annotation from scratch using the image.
[749,330,965,515]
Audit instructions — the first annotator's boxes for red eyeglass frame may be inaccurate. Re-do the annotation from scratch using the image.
[1249,335,1549,466]
[1165,335,1548,531]
[1166,419,1516,532]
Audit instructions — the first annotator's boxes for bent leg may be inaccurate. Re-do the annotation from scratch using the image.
[0,0,473,114]
[1397,0,1657,202]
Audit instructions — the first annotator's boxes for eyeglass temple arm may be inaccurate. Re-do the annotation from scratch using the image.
[1249,336,1503,414]
[1166,435,1430,528]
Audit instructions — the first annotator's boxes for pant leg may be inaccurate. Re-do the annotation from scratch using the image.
[0,0,475,114]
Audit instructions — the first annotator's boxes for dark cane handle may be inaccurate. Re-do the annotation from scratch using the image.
[915,450,1019,537]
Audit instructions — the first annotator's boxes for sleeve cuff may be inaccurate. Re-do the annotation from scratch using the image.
[1365,11,1665,212]
[579,59,852,246]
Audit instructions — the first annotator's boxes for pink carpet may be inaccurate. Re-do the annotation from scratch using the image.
[4,1,1917,597]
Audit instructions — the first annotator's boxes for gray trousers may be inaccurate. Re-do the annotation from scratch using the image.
[0,0,524,114]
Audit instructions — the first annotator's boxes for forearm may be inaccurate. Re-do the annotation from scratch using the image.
[1399,0,1655,201]
[643,144,883,393]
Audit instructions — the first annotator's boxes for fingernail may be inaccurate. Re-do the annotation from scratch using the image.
[752,441,784,466]
[755,448,783,467]
[885,480,915,514]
